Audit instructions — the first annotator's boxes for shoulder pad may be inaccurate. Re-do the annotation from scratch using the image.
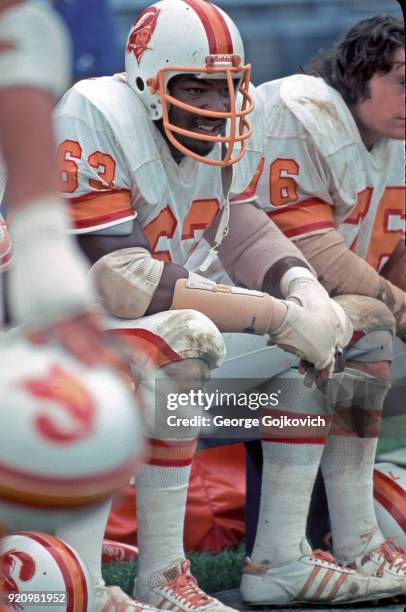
[231,84,265,196]
[279,75,366,205]
[280,75,359,156]
[58,75,167,206]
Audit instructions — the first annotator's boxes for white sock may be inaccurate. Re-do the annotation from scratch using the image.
[251,370,331,567]
[252,440,325,567]
[134,359,204,593]
[321,369,389,561]
[55,499,112,590]
[135,463,191,592]
[321,437,384,561]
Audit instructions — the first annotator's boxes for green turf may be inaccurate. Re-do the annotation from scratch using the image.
[102,545,245,595]
[103,435,406,596]
[377,435,406,454]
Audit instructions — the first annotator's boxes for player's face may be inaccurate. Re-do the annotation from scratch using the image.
[351,47,405,149]
[167,75,230,158]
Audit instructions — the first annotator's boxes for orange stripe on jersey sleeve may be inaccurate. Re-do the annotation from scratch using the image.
[267,198,335,238]
[68,189,134,231]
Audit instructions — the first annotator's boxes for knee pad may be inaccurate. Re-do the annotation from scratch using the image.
[162,357,211,391]
[152,309,225,369]
[327,368,390,437]
[334,295,395,336]
[140,358,209,440]
[104,310,224,393]
[335,296,394,364]
[346,330,393,365]
[261,368,328,416]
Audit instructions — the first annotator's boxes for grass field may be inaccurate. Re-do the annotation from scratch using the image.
[103,437,405,595]
[103,545,246,595]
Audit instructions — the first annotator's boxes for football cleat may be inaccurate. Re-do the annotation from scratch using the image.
[0,336,145,531]
[95,586,159,612]
[348,539,406,587]
[240,539,402,605]
[135,559,236,611]
[0,531,94,611]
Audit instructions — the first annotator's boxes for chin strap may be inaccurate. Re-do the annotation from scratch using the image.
[199,160,233,272]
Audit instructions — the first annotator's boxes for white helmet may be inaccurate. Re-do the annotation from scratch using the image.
[0,215,12,272]
[125,0,254,166]
[0,336,145,531]
[0,532,94,611]
[374,462,406,548]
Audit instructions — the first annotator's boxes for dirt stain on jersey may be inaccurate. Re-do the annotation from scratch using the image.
[298,97,343,127]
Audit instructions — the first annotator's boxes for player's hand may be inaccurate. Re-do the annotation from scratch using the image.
[8,198,96,329]
[26,310,112,366]
[281,267,331,312]
[299,350,346,392]
[268,299,353,374]
[282,269,353,352]
[27,310,138,375]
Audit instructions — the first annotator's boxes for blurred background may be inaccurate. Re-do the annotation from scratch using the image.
[53,0,403,84]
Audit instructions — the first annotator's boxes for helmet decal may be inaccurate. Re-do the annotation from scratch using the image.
[23,365,96,445]
[182,0,233,54]
[126,6,161,65]
[0,549,36,604]
[1,532,91,610]
[125,0,254,166]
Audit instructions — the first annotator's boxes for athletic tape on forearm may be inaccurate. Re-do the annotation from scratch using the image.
[90,247,164,319]
[297,230,406,339]
[205,203,309,291]
[169,273,287,335]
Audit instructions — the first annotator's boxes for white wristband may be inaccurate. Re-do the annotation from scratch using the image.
[279,266,316,298]
[9,196,95,327]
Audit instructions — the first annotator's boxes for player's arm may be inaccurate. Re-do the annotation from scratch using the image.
[380,238,405,291]
[204,200,353,376]
[205,200,328,304]
[0,0,69,208]
[296,230,406,341]
[254,81,405,340]
[82,202,349,371]
[0,1,110,364]
[77,220,188,316]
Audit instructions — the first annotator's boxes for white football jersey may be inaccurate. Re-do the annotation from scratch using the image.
[253,75,405,272]
[54,73,263,266]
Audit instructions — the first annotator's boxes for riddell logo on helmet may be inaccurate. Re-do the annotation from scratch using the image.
[126,6,160,65]
[208,54,234,64]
